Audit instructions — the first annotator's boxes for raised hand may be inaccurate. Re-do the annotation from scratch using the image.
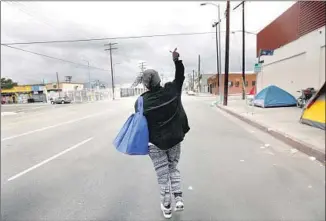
[170,48,180,62]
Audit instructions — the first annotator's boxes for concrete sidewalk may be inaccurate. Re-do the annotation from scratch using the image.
[216,99,325,164]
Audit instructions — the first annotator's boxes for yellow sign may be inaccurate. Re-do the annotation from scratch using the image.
[1,86,32,93]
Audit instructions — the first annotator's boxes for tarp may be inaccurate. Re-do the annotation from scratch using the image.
[300,83,325,130]
[253,85,297,108]
[249,86,256,95]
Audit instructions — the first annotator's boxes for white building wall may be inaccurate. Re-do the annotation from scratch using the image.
[257,26,326,96]
[61,83,84,91]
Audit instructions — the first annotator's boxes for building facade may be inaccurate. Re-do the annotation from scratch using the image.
[257,1,326,57]
[207,72,256,95]
[1,83,85,104]
[45,82,84,92]
[200,74,215,93]
[256,1,326,96]
[1,85,44,104]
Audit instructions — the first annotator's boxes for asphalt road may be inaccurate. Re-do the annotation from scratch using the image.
[1,96,325,221]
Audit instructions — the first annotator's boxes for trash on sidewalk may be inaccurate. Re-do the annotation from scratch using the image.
[309,156,316,161]
[290,148,298,154]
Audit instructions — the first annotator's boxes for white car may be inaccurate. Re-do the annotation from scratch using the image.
[187,91,196,96]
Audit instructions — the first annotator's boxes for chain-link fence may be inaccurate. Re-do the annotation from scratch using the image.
[47,88,114,103]
[120,88,147,97]
[46,87,146,103]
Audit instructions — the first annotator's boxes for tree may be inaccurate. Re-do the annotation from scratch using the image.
[1,78,18,89]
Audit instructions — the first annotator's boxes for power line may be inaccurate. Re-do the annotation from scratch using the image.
[1,31,225,46]
[4,1,57,29]
[1,44,109,72]
[5,1,90,40]
[9,1,91,40]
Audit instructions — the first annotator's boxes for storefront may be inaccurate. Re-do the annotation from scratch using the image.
[1,85,32,104]
[31,85,47,102]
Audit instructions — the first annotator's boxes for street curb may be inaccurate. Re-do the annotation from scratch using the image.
[216,105,325,165]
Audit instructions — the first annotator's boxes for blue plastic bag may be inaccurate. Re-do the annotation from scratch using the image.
[113,96,149,155]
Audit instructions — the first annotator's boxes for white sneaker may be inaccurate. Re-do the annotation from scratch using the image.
[160,203,172,219]
[174,198,184,212]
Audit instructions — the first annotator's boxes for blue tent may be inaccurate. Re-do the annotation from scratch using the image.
[253,85,297,108]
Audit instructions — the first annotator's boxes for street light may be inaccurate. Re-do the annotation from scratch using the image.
[200,2,219,7]
[200,2,222,103]
[231,30,257,35]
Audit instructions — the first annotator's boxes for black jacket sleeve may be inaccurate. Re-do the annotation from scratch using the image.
[173,60,185,93]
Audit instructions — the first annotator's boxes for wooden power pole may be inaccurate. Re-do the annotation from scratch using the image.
[223,1,231,106]
[56,72,60,90]
[104,43,118,100]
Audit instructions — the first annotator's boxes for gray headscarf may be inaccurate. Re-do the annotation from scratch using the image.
[141,69,161,89]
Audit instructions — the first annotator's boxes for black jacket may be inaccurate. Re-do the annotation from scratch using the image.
[134,60,190,150]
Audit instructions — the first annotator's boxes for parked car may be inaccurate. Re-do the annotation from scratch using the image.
[187,91,196,96]
[51,96,71,104]
[27,97,45,103]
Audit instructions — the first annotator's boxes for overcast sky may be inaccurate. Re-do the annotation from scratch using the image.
[1,1,295,86]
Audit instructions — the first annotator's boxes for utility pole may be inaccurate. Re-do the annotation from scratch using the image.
[56,72,60,90]
[87,61,91,89]
[198,54,201,92]
[234,1,246,100]
[192,70,195,91]
[138,61,147,89]
[160,73,164,86]
[212,22,220,92]
[223,1,230,106]
[218,5,222,98]
[139,61,147,74]
[104,43,118,100]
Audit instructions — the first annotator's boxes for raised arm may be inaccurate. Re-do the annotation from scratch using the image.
[171,48,185,92]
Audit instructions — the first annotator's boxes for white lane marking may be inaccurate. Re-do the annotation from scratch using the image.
[1,112,17,116]
[16,106,48,112]
[188,186,193,190]
[240,160,245,162]
[1,111,107,142]
[7,137,93,182]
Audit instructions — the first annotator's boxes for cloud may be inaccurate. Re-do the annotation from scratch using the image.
[1,1,295,85]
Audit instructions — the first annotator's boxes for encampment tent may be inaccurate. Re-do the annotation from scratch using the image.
[253,85,297,108]
[300,83,325,130]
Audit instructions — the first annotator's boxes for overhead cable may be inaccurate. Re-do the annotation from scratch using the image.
[1,31,225,46]
[1,44,109,72]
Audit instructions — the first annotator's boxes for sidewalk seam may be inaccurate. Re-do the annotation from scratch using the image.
[216,105,325,165]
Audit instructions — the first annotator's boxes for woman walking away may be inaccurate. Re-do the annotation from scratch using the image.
[134,48,190,219]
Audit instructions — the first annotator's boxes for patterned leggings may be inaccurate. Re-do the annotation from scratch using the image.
[149,143,182,207]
